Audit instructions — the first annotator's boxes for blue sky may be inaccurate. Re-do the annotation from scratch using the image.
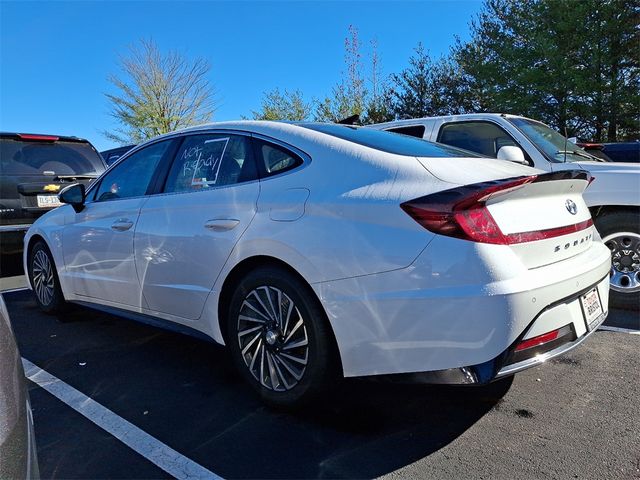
[0,1,483,151]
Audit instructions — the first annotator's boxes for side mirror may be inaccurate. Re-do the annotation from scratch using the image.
[497,146,529,165]
[59,183,86,212]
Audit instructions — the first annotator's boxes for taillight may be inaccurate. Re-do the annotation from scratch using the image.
[401,174,593,245]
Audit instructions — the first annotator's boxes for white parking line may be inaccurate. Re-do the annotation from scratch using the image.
[22,358,223,480]
[598,325,640,335]
[0,286,29,294]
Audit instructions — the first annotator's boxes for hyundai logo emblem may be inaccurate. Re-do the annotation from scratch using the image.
[565,199,578,215]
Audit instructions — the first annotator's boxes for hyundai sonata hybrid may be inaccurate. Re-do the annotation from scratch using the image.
[23,122,610,406]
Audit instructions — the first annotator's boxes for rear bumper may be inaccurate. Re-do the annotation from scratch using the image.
[495,308,606,378]
[376,276,609,385]
[313,236,611,378]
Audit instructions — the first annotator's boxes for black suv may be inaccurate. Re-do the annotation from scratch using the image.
[1,133,106,254]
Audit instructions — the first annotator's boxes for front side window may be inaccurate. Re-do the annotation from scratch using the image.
[94,140,171,201]
[164,134,257,193]
[437,121,518,157]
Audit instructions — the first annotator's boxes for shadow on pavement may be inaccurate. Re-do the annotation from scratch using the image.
[6,290,509,479]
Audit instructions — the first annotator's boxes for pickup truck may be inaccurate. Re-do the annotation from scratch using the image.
[371,114,640,309]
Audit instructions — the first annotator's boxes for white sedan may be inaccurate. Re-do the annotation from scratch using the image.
[24,122,610,407]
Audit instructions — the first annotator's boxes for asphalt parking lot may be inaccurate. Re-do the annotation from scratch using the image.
[3,286,640,479]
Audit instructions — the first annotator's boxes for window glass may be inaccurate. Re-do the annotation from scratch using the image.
[94,140,171,201]
[0,139,105,176]
[386,125,426,138]
[300,123,474,157]
[437,122,517,157]
[164,134,256,193]
[258,141,302,176]
[508,117,590,163]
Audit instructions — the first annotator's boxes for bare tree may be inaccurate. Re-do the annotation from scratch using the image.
[104,39,216,144]
[315,25,367,122]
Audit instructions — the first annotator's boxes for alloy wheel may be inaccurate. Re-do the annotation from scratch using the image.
[32,249,55,306]
[237,286,309,391]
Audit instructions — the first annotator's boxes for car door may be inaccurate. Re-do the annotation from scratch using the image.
[134,132,260,320]
[62,139,175,308]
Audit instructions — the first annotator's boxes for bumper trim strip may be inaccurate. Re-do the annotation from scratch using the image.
[495,310,608,377]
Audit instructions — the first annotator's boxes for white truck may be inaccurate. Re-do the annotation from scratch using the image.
[372,114,640,309]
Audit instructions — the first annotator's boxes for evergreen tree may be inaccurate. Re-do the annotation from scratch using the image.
[454,0,639,140]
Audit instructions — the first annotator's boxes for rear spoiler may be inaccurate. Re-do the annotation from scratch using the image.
[0,132,89,143]
[530,169,591,183]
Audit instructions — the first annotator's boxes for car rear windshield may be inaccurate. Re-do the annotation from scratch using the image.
[299,123,478,157]
[0,138,106,176]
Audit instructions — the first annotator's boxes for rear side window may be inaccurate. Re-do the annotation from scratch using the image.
[252,139,303,178]
[437,122,518,157]
[164,134,257,193]
[94,140,172,201]
[0,138,105,176]
[386,125,426,138]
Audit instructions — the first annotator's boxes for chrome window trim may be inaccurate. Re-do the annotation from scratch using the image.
[85,128,313,203]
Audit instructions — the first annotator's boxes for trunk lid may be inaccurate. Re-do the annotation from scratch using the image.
[401,170,596,270]
[485,172,595,268]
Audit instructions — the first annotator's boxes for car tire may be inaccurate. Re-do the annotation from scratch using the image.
[595,211,640,310]
[28,241,67,314]
[226,265,338,408]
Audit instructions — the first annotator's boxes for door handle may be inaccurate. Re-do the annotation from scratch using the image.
[111,219,134,231]
[204,218,240,232]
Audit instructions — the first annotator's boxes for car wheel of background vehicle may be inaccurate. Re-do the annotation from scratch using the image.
[595,211,640,310]
[226,265,338,408]
[28,241,67,314]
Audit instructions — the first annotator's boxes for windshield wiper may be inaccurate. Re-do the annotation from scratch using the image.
[555,150,604,162]
[54,174,99,180]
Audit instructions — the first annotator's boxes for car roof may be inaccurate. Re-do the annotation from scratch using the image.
[137,120,344,146]
[370,113,527,128]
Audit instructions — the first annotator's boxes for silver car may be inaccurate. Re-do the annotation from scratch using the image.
[0,294,39,479]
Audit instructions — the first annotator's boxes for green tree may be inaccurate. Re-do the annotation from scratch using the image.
[104,39,215,144]
[391,43,434,118]
[454,0,639,140]
[251,89,311,120]
[391,43,472,119]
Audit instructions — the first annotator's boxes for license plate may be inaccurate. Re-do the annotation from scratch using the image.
[36,195,62,208]
[580,288,603,331]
